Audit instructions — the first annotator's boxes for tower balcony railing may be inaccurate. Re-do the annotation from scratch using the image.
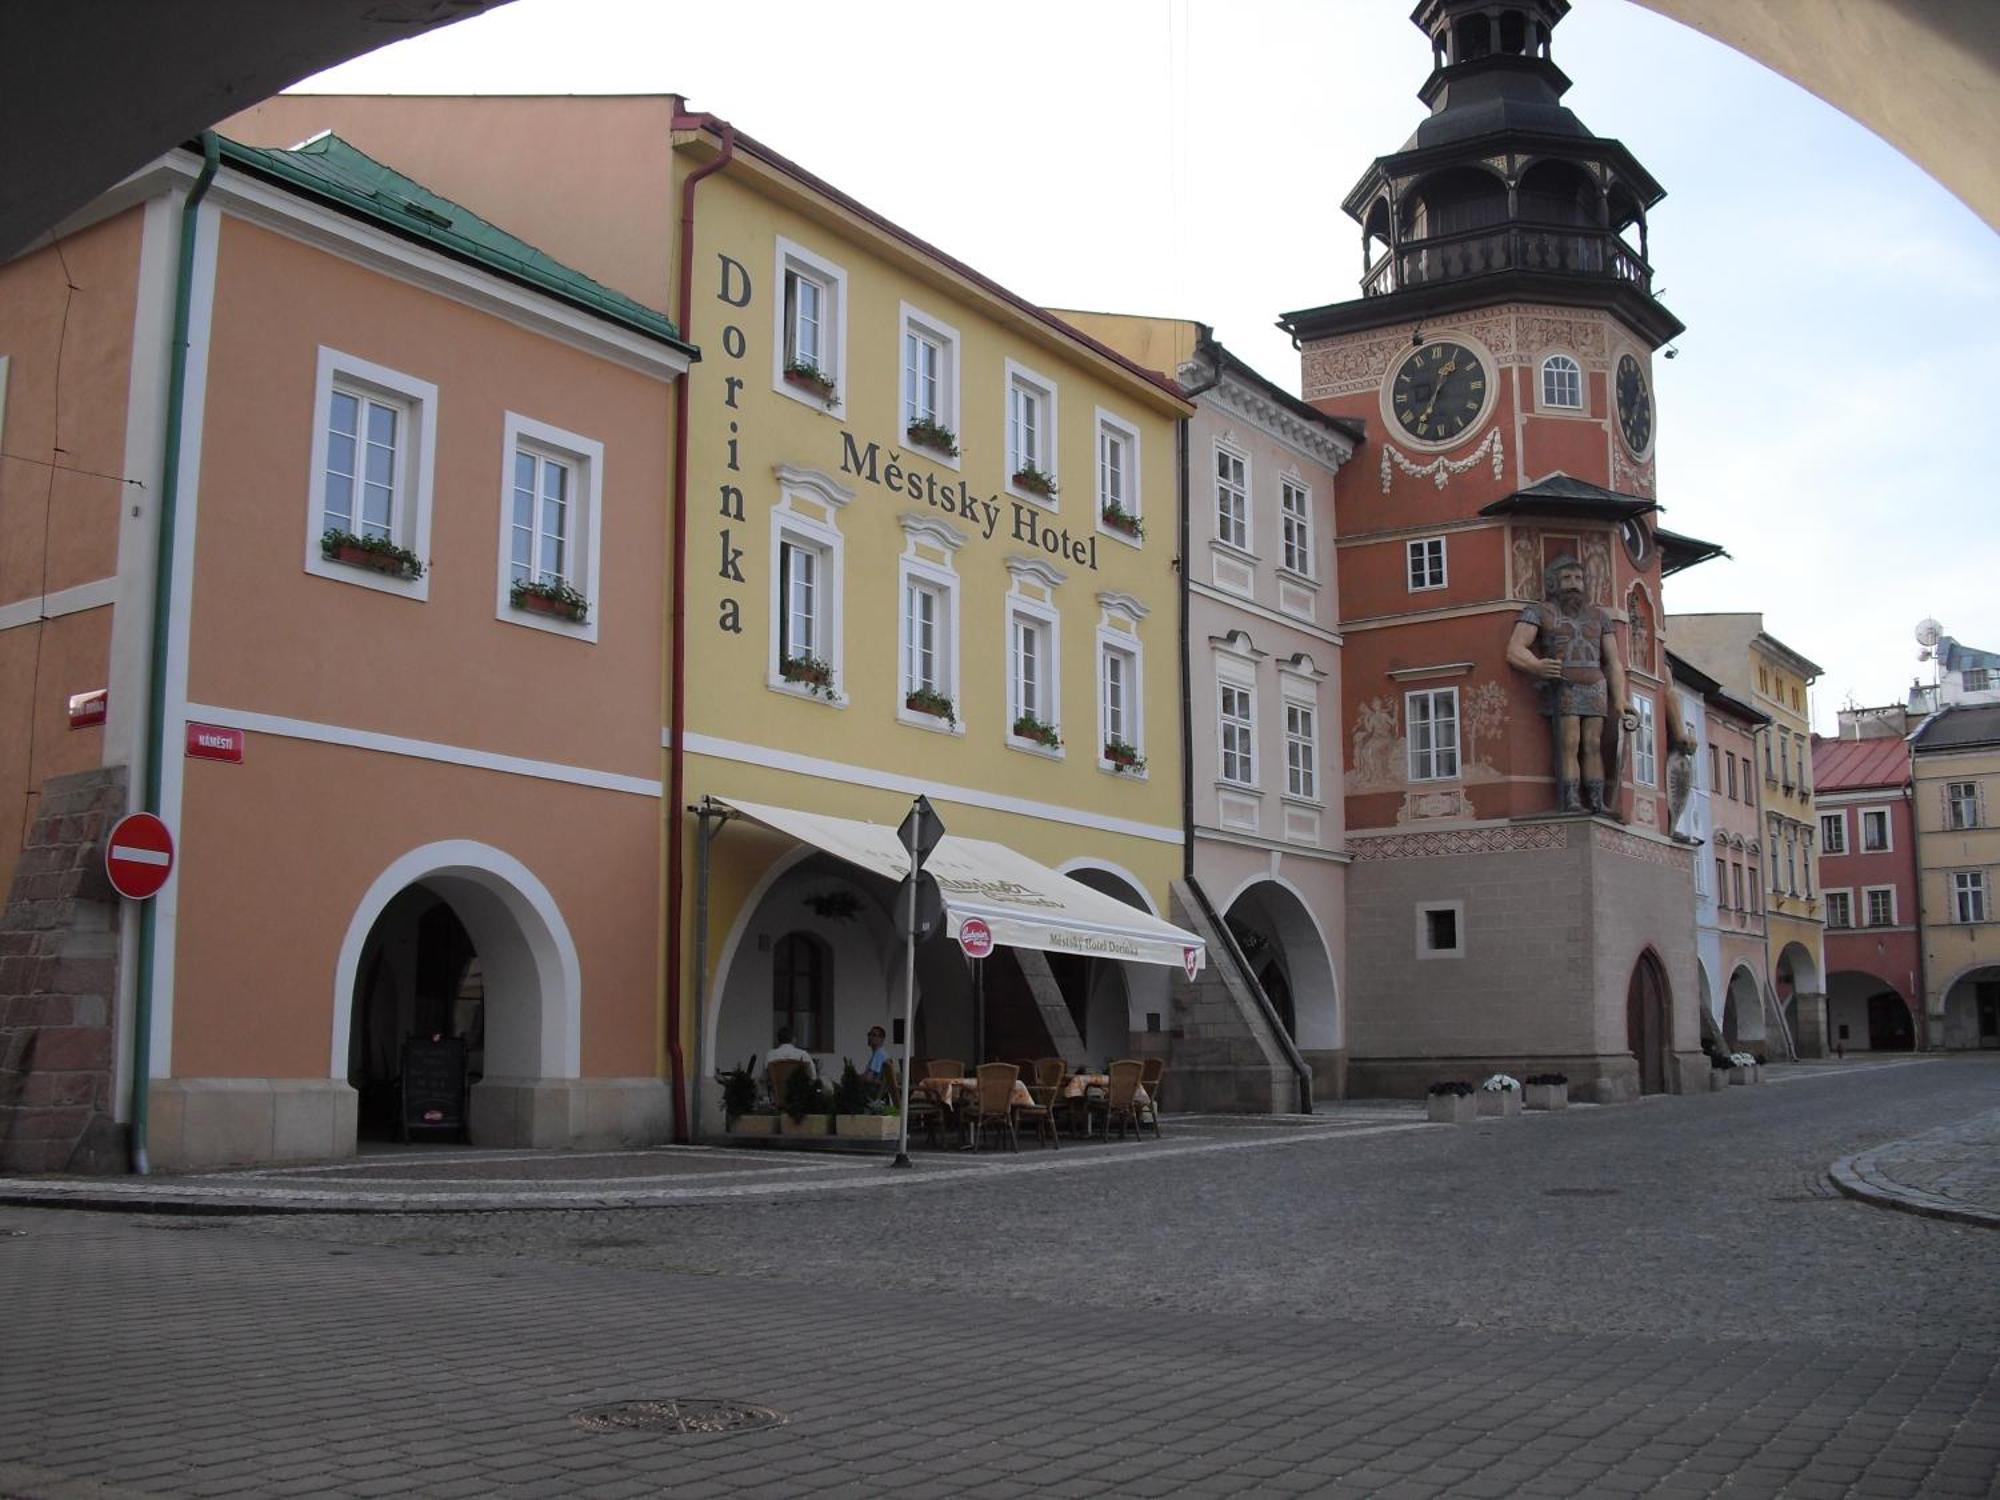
[1363,222,1651,297]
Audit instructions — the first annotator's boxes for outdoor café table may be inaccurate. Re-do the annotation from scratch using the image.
[914,1077,1033,1110]
[1062,1074,1150,1105]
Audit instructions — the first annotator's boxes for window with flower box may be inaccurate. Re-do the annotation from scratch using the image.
[1096,409,1142,542]
[899,304,960,464]
[1006,361,1059,504]
[773,238,847,415]
[495,413,603,641]
[305,347,436,600]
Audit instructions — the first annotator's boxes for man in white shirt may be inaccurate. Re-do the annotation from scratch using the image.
[766,1027,817,1081]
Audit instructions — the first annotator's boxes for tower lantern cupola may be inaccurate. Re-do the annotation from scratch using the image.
[1323,0,1682,350]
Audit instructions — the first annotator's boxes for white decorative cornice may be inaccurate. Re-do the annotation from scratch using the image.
[774,464,854,509]
[1387,661,1476,681]
[1005,554,1067,589]
[1205,372,1356,471]
[899,512,966,551]
[1095,590,1149,622]
[1278,651,1327,682]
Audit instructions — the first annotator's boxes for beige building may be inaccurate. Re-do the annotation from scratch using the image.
[1668,613,1825,1057]
[1910,649,2000,1049]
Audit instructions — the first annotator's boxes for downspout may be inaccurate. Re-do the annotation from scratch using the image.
[667,115,736,1143]
[131,131,220,1175]
[1177,334,1223,881]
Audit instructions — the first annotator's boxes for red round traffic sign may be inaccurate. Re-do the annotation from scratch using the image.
[958,917,994,960]
[105,812,175,900]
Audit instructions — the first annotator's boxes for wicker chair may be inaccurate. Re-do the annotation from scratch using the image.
[1015,1063,1062,1149]
[969,1062,1020,1152]
[1102,1059,1146,1141]
[924,1058,965,1081]
[902,1066,952,1149]
[1136,1058,1165,1137]
[765,1057,805,1113]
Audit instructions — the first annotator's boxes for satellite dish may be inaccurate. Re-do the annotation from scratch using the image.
[1915,618,1942,649]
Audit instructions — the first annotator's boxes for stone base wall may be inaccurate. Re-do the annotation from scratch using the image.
[0,767,129,1174]
[470,1076,674,1150]
[148,1079,359,1172]
[1345,817,1702,1102]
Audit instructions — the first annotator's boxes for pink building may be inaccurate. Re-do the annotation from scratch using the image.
[1813,735,1922,1051]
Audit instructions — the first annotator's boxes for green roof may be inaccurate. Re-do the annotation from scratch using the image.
[215,132,694,356]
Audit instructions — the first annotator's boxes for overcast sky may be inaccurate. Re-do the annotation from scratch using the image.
[299,0,1998,733]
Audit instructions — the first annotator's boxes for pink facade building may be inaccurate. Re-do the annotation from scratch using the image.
[1813,735,1921,1051]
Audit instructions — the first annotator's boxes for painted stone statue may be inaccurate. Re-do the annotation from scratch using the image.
[1506,554,1636,814]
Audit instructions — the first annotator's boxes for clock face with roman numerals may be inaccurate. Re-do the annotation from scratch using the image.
[1389,340,1490,445]
[1617,353,1654,455]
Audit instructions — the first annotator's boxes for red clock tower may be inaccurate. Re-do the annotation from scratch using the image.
[1283,0,1705,1101]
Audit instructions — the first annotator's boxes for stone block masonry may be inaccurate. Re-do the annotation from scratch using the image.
[0,766,128,1173]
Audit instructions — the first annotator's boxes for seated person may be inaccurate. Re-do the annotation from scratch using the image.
[765,1027,818,1081]
[861,1026,890,1085]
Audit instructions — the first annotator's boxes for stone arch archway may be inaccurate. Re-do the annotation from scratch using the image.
[1937,963,2000,1050]
[1775,940,1825,1056]
[1058,862,1168,1061]
[1219,876,1341,1058]
[1724,962,1765,1053]
[334,840,580,1147]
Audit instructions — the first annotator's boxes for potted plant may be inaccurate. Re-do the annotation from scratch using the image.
[780,653,835,699]
[780,1066,834,1137]
[833,1061,899,1140]
[906,416,959,459]
[1012,713,1061,749]
[1426,1080,1476,1124]
[904,686,956,725]
[1477,1073,1523,1117]
[783,360,836,405]
[1103,738,1146,775]
[1011,464,1058,500]
[720,1064,777,1136]
[1707,1053,1732,1091]
[1101,501,1143,539]
[1523,1072,1568,1111]
[320,528,423,581]
[509,577,590,623]
[1727,1051,1760,1085]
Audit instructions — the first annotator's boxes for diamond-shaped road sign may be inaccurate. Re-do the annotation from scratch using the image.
[898,794,945,867]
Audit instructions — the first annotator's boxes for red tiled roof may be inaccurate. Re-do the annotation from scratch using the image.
[1812,735,1910,790]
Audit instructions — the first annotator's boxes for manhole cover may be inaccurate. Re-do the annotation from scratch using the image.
[1543,1186,1620,1198]
[572,1399,785,1437]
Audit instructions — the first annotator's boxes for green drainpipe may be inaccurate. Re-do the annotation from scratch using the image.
[130,131,219,1176]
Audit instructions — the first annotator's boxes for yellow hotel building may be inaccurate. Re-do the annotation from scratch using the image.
[226,96,1196,1136]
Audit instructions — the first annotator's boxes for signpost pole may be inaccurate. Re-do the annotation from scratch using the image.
[892,811,920,1169]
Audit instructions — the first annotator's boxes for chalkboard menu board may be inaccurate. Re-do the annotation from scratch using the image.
[400,1035,467,1142]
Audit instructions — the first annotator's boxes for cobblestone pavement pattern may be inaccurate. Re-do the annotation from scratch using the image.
[2,1055,1996,1498]
[1830,1105,2000,1228]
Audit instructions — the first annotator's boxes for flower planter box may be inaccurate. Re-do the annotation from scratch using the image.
[1729,1065,1760,1086]
[1524,1083,1568,1112]
[904,693,955,725]
[1709,1069,1730,1092]
[326,542,418,580]
[1011,469,1058,500]
[1101,509,1143,539]
[1477,1089,1523,1118]
[731,1115,779,1137]
[513,590,587,623]
[835,1114,900,1140]
[906,423,958,459]
[1012,719,1061,749]
[1428,1092,1477,1124]
[783,367,836,403]
[781,1114,831,1137]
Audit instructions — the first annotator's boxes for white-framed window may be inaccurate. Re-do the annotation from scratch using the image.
[1406,687,1460,782]
[1633,692,1658,787]
[1952,870,1988,924]
[1219,681,1255,786]
[1006,360,1058,502]
[1279,478,1312,576]
[1966,668,1994,692]
[1861,807,1891,852]
[899,304,961,466]
[304,347,436,600]
[1864,886,1897,927]
[773,238,847,416]
[1005,582,1062,754]
[1540,353,1582,409]
[1098,641,1141,768]
[1824,890,1852,928]
[1407,536,1447,591]
[1820,811,1847,855]
[768,466,850,701]
[493,413,604,642]
[1285,701,1318,801]
[894,517,964,734]
[1214,443,1249,552]
[1786,830,1798,895]
[1095,408,1142,543]
[1948,781,1981,830]
[1416,901,1464,960]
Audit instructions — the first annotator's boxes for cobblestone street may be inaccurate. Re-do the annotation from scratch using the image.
[3,1056,1997,1498]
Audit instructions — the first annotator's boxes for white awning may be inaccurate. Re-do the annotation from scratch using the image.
[716,797,1205,974]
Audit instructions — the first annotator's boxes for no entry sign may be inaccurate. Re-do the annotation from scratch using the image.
[105,812,175,900]
[958,917,994,960]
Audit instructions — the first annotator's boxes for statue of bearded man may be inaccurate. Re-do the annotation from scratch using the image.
[1506,553,1637,814]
